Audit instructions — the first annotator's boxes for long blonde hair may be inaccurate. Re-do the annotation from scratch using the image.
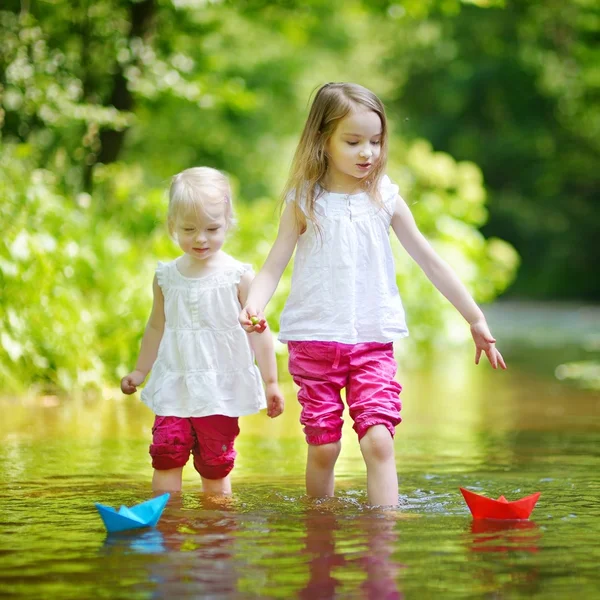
[283,82,389,233]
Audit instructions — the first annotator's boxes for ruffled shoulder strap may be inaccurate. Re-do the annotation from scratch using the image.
[285,185,314,215]
[233,261,254,285]
[379,175,400,212]
[155,260,170,290]
[284,189,296,205]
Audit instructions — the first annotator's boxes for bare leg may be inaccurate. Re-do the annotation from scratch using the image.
[201,474,232,495]
[306,441,341,497]
[359,425,398,507]
[152,467,184,493]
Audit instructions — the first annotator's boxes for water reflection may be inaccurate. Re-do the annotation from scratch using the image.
[2,328,600,598]
[300,508,404,599]
[102,529,167,555]
[99,494,241,598]
[465,519,542,597]
[97,498,408,598]
[299,510,343,598]
[468,519,541,554]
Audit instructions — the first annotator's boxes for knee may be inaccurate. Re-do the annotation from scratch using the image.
[310,442,341,469]
[360,425,395,464]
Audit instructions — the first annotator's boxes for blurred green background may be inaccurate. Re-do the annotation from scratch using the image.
[1,0,598,394]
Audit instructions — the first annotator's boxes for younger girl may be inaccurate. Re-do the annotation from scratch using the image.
[121,167,284,494]
[240,83,506,506]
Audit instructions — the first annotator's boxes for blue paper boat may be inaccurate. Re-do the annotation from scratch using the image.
[95,493,170,533]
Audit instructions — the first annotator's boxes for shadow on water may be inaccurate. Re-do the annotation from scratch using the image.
[1,302,599,598]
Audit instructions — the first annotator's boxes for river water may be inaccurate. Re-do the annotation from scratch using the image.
[1,302,599,598]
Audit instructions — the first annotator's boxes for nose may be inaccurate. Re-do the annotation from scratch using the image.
[359,147,372,159]
[195,231,207,243]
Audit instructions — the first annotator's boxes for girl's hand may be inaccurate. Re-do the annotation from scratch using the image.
[239,306,268,333]
[120,370,146,394]
[265,382,284,418]
[470,319,507,370]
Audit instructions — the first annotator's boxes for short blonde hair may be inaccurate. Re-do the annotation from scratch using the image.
[167,167,234,238]
[284,82,389,233]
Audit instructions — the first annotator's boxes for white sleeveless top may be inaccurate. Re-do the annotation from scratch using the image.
[279,176,409,344]
[141,258,267,418]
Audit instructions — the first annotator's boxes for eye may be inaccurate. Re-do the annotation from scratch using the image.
[182,227,195,232]
[371,140,381,146]
[208,227,221,232]
[346,141,358,146]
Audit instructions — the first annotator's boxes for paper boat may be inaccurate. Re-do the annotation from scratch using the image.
[95,493,170,533]
[460,488,540,520]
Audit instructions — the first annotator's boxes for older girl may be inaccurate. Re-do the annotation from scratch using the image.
[240,83,505,506]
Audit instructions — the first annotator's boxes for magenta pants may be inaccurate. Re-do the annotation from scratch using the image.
[150,415,240,480]
[287,341,402,445]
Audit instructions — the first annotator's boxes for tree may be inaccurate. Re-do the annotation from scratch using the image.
[383,0,600,299]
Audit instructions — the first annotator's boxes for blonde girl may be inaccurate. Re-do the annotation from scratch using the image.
[121,167,284,494]
[239,83,505,507]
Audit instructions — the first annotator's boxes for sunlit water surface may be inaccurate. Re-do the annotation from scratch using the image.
[1,305,599,599]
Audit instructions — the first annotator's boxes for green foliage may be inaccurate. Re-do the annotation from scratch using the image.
[383,0,600,298]
[0,136,517,393]
[0,146,155,392]
[0,6,134,192]
[389,140,518,350]
[0,1,521,393]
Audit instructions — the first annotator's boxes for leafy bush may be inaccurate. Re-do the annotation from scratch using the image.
[0,139,518,394]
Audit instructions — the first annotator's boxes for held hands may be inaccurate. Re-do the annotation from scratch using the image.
[266,382,285,418]
[120,370,146,394]
[239,305,268,333]
[470,319,507,370]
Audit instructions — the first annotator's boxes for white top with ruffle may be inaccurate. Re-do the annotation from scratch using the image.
[141,258,266,417]
[279,175,409,344]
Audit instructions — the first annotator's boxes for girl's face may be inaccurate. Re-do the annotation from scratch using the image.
[325,107,382,191]
[175,202,228,262]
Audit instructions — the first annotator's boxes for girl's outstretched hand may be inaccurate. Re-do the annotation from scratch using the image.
[120,370,146,394]
[239,306,268,333]
[266,382,285,418]
[470,319,507,370]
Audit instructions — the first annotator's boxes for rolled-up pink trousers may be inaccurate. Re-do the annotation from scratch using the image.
[287,341,402,445]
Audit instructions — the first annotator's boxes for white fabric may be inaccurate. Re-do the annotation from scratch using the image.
[279,175,409,344]
[141,258,267,417]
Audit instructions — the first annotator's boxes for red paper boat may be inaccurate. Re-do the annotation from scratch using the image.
[460,488,541,520]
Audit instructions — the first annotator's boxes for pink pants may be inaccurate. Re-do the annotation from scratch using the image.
[150,415,240,480]
[287,341,402,445]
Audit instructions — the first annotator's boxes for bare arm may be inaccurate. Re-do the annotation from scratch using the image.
[392,197,484,324]
[238,271,284,417]
[120,275,166,393]
[239,203,300,332]
[391,195,506,369]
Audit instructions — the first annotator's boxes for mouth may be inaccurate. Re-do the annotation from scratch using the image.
[356,163,372,170]
[193,247,209,254]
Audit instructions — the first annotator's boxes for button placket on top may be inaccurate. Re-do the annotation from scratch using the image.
[346,192,352,221]
[188,280,200,330]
